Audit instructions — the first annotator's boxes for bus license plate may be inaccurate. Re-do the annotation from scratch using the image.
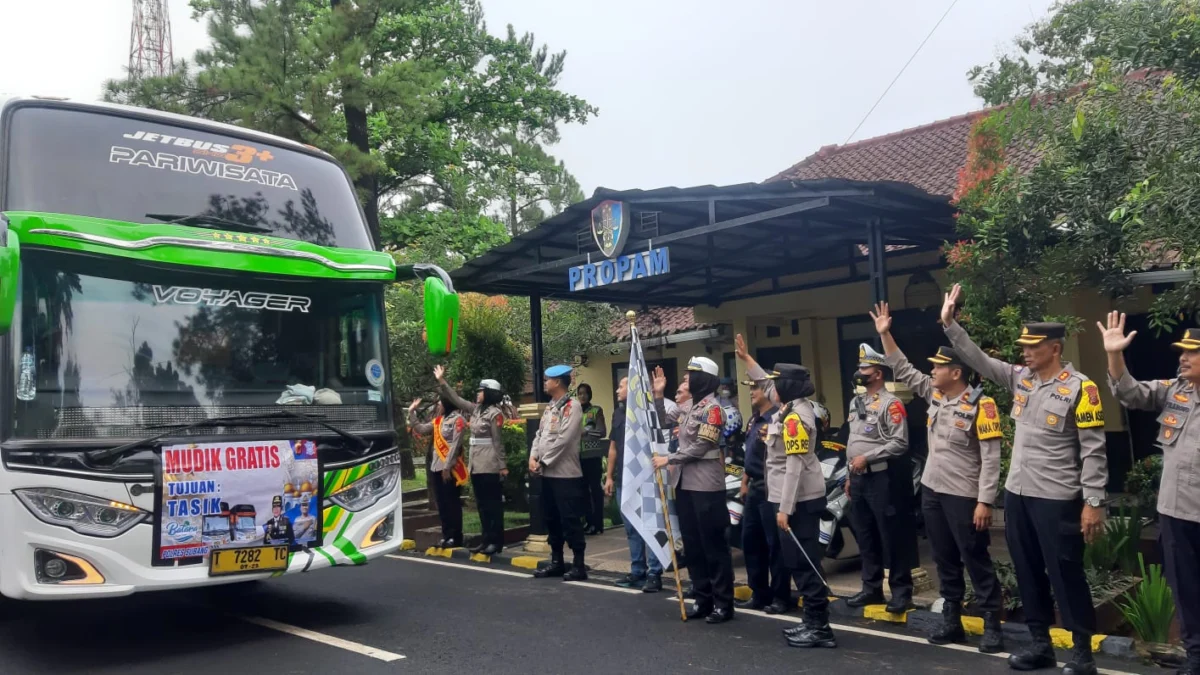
[209,546,289,576]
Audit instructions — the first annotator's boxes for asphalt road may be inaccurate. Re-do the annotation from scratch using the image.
[0,555,1159,674]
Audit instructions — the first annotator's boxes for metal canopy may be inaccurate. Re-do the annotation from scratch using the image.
[452,179,957,307]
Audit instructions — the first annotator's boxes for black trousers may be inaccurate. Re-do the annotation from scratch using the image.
[472,472,505,547]
[541,477,586,565]
[781,498,829,615]
[741,481,790,604]
[1004,492,1096,635]
[432,471,463,544]
[922,489,1001,612]
[1160,514,1200,664]
[849,470,915,597]
[677,488,735,610]
[580,457,606,532]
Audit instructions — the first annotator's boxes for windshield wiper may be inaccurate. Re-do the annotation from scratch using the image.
[87,410,370,463]
[145,213,273,234]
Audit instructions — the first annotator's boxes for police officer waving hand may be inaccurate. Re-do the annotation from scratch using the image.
[942,284,1107,675]
[845,341,917,615]
[1101,313,1200,675]
[872,302,1005,653]
[652,357,736,624]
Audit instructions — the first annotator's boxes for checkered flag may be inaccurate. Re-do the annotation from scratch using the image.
[620,325,682,571]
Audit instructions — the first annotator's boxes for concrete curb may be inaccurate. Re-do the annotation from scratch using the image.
[398,544,1138,662]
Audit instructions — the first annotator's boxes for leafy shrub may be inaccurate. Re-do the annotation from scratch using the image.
[1124,455,1163,519]
[501,421,530,511]
[1118,554,1176,643]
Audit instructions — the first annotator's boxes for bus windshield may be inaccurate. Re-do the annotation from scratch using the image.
[13,250,391,441]
[4,105,372,250]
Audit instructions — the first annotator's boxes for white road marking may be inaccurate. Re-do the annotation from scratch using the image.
[386,554,1141,675]
[386,555,644,594]
[698,603,1139,675]
[238,614,405,663]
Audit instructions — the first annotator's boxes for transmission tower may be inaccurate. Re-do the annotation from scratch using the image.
[128,0,175,79]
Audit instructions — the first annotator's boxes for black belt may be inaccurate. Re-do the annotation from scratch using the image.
[851,459,890,475]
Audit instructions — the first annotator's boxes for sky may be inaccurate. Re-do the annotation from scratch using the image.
[0,0,1056,195]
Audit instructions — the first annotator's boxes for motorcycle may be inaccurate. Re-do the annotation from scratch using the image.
[726,438,925,570]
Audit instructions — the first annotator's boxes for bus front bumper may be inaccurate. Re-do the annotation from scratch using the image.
[0,491,402,600]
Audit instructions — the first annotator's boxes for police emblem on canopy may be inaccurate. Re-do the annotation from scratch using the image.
[591,200,630,258]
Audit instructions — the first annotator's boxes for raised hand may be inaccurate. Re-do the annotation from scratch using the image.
[870,301,892,335]
[1097,311,1137,354]
[941,283,963,326]
[734,333,749,361]
[433,364,446,383]
[408,398,422,412]
[652,366,668,396]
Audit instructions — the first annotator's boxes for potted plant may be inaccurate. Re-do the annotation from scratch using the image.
[1119,554,1180,667]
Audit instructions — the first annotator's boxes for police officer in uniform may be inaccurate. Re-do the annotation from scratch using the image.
[263,495,295,546]
[733,335,790,614]
[942,284,1107,675]
[1101,313,1200,675]
[652,357,736,623]
[530,365,588,581]
[845,342,916,614]
[872,302,1005,653]
[741,353,838,649]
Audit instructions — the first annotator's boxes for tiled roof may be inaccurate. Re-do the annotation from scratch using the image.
[608,306,710,341]
[768,110,992,196]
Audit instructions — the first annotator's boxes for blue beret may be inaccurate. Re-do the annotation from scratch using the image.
[544,365,573,378]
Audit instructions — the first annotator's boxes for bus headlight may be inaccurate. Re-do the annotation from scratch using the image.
[15,488,148,537]
[328,465,400,512]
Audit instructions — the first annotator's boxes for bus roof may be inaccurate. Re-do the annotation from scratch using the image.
[0,95,332,160]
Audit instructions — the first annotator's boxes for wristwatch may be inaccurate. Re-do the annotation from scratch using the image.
[1085,496,1104,508]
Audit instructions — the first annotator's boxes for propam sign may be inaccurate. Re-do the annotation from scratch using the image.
[568,247,670,292]
[156,440,320,565]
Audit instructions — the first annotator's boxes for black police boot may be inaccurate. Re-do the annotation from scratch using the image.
[562,565,588,582]
[978,611,1004,654]
[641,574,662,593]
[532,560,566,579]
[928,601,966,645]
[615,574,646,589]
[469,541,486,554]
[782,616,807,637]
[1007,629,1056,671]
[479,543,502,556]
[787,609,837,649]
[682,584,696,600]
[706,606,735,624]
[736,594,769,610]
[764,599,791,615]
[845,588,885,608]
[1061,634,1097,675]
[685,602,714,620]
[885,592,914,615]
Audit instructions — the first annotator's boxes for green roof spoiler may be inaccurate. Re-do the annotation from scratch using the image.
[396,263,460,356]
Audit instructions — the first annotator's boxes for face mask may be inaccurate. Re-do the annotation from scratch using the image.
[852,372,871,388]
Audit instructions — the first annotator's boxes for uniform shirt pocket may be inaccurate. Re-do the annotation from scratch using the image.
[1041,397,1071,433]
[1157,409,1187,447]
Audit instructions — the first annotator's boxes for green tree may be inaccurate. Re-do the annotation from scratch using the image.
[105,0,597,248]
[968,0,1200,106]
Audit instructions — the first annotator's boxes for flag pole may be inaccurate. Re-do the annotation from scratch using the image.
[654,459,688,622]
[628,311,687,623]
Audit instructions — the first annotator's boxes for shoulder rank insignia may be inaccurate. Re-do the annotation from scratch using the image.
[1057,371,1071,382]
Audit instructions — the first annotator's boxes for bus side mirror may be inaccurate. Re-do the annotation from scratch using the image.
[0,229,19,335]
[423,275,459,356]
[395,263,460,356]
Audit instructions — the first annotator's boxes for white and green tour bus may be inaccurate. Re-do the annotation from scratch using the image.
[0,95,459,599]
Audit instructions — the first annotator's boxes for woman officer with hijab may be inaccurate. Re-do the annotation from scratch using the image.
[434,365,510,555]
